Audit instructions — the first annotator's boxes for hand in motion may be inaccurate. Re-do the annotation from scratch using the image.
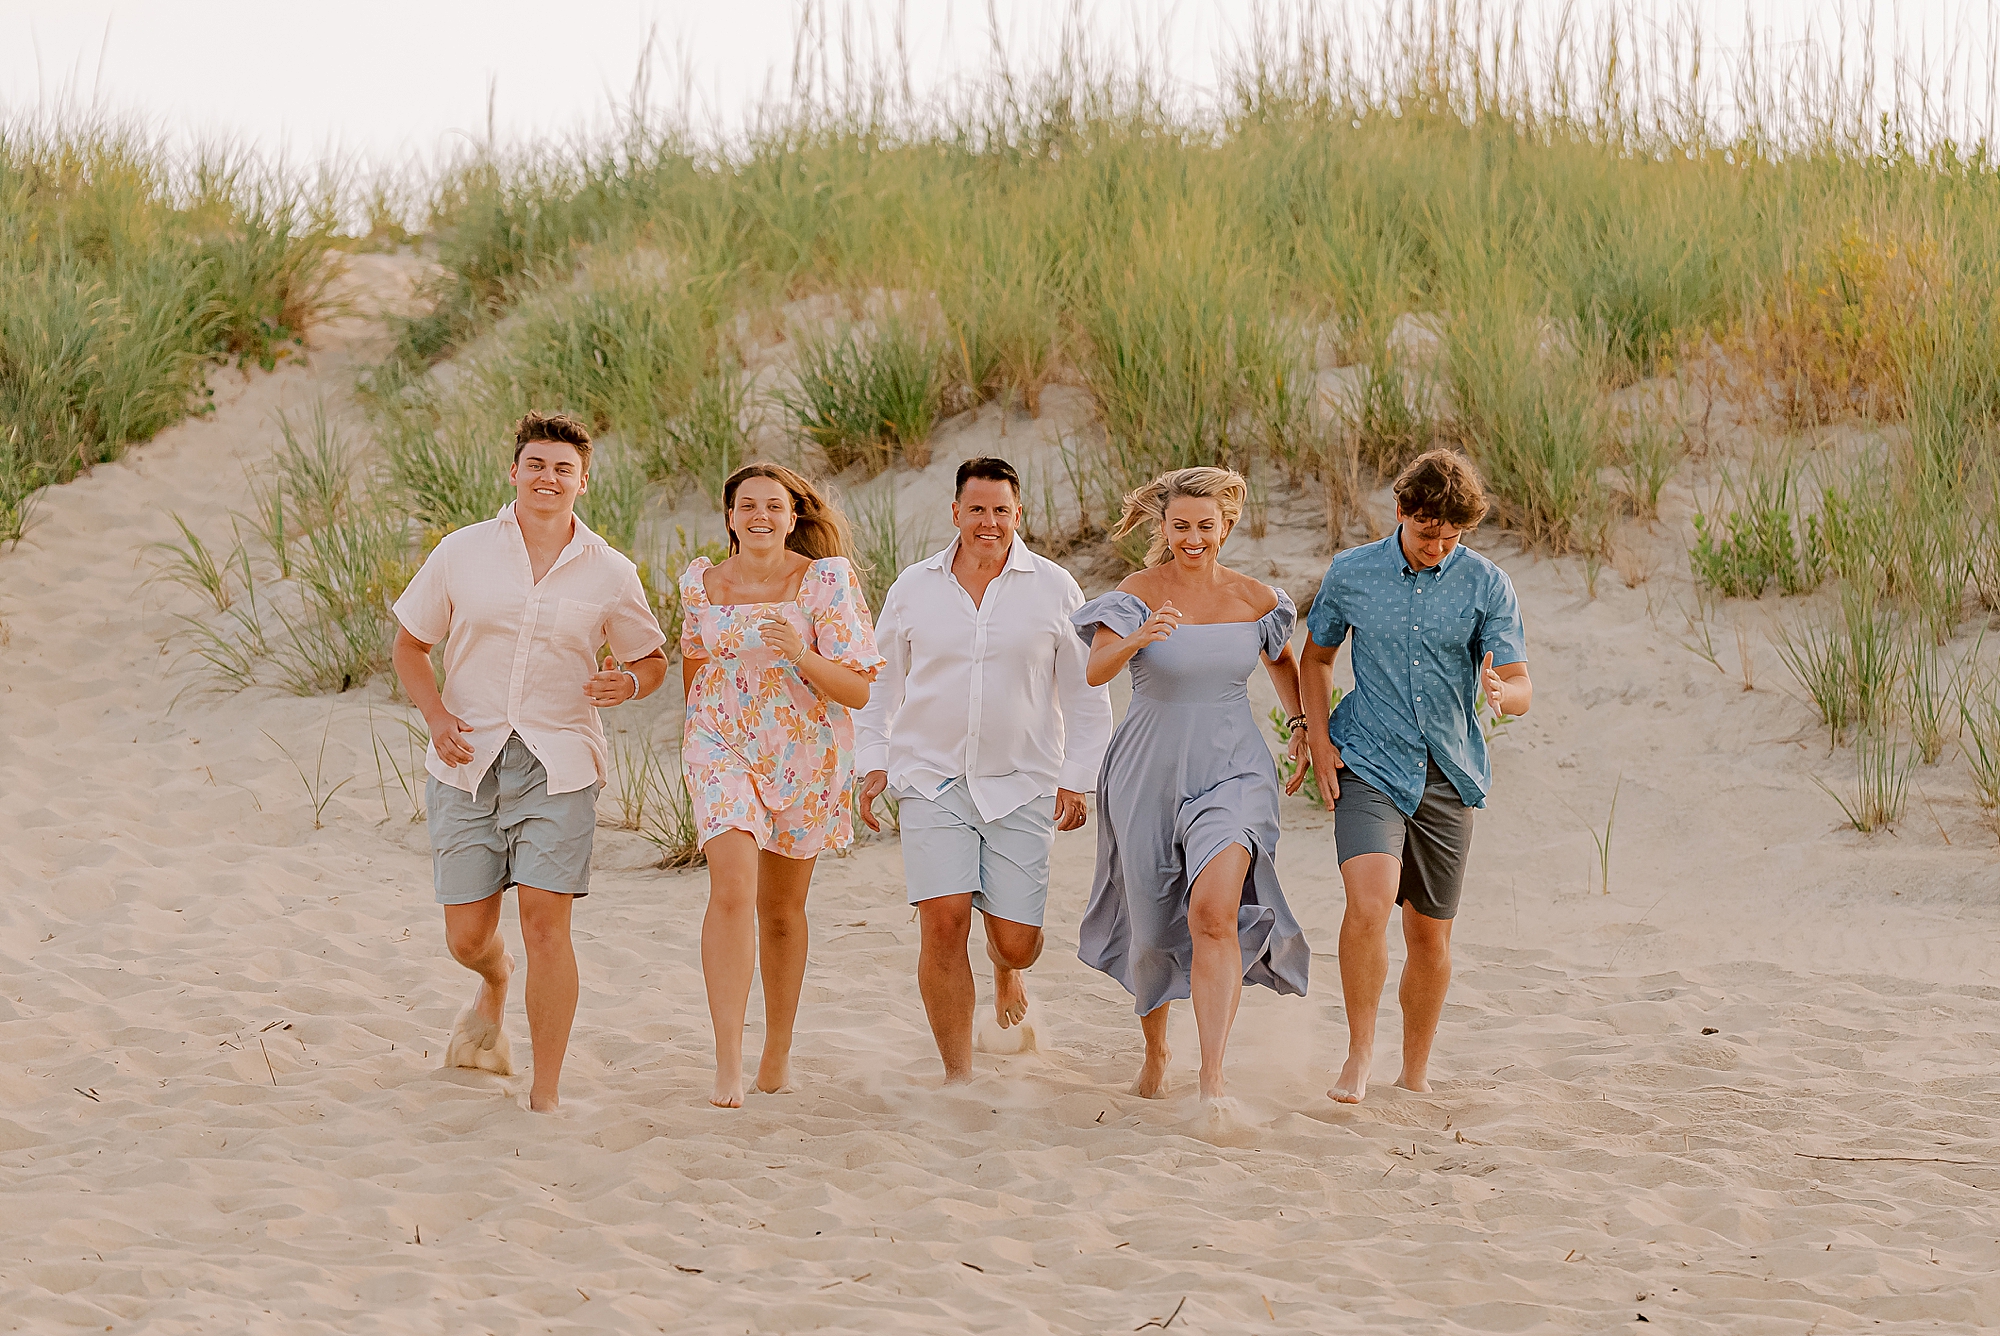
[426,710,475,767]
[1054,788,1088,831]
[760,610,807,664]
[584,655,638,707]
[858,769,889,833]
[1294,736,1342,809]
[1478,650,1506,715]
[1128,600,1182,649]
[1283,727,1313,795]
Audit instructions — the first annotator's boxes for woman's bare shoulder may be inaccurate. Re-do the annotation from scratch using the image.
[1220,565,1280,616]
[1116,567,1164,602]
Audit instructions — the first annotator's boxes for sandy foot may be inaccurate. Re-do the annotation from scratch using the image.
[443,1005,514,1076]
[1129,1047,1172,1099]
[993,965,1029,1028]
[1328,1050,1371,1104]
[974,996,1041,1055]
[753,1058,796,1095]
[710,1071,745,1108]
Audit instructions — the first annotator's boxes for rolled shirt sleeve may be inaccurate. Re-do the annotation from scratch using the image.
[1474,571,1529,666]
[392,543,452,646]
[604,567,668,663]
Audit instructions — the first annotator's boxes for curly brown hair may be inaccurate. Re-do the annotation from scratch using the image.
[1393,449,1489,529]
[512,410,593,466]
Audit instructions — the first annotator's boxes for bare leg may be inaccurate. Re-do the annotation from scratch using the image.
[984,913,1044,1029]
[1394,903,1454,1092]
[754,849,817,1093]
[1330,853,1399,1104]
[442,893,515,1073]
[516,885,577,1112]
[1132,1003,1172,1098]
[917,895,977,1083]
[1187,845,1252,1101]
[701,831,759,1108]
[444,893,513,1024]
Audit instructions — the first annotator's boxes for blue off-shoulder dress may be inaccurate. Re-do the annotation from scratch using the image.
[1071,589,1311,1015]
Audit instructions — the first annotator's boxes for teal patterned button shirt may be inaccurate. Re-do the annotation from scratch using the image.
[1306,528,1528,816]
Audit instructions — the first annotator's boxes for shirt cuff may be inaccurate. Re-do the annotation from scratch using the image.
[1055,765,1098,793]
[854,744,889,776]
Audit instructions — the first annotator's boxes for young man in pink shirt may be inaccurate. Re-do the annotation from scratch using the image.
[392,412,667,1112]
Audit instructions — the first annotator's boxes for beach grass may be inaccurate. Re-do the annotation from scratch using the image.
[0,114,337,541]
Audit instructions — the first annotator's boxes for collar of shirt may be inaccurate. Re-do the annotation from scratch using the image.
[497,500,606,574]
[923,533,1040,578]
[1393,524,1465,581]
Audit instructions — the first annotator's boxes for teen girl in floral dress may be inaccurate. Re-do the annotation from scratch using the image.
[679,462,881,1107]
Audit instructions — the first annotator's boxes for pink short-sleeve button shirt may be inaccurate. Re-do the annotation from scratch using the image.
[392,503,666,795]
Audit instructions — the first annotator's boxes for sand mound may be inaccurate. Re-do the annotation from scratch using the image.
[1,253,1996,1332]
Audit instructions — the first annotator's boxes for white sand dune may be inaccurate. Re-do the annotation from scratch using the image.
[2,257,1998,1333]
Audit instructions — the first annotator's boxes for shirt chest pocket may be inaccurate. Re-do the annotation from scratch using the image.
[1419,605,1479,653]
[553,597,605,650]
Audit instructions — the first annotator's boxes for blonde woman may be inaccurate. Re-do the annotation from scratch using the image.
[679,463,883,1108]
[1072,466,1311,1105]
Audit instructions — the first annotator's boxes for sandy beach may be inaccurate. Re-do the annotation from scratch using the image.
[3,255,1999,1334]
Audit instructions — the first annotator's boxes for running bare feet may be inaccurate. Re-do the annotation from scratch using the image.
[1329,1048,1371,1104]
[1130,1046,1173,1099]
[444,952,515,1075]
[754,1052,793,1094]
[993,960,1029,1029]
[1392,1071,1433,1093]
[1198,1065,1228,1101]
[711,1062,745,1109]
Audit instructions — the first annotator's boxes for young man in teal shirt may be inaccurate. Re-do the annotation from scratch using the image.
[1297,449,1533,1104]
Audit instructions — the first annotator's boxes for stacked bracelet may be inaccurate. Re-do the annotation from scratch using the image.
[1284,713,1307,734]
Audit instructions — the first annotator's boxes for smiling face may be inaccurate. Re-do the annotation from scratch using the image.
[728,476,796,554]
[1162,494,1227,569]
[952,477,1019,559]
[510,441,588,517]
[1396,509,1466,570]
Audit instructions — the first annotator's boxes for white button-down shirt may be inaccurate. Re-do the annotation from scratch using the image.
[392,503,666,796]
[854,536,1113,822]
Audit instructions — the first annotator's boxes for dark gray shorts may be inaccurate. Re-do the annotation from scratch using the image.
[426,733,600,905]
[1333,758,1475,920]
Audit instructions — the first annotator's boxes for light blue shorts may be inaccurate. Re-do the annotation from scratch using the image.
[896,779,1056,927]
[426,733,601,905]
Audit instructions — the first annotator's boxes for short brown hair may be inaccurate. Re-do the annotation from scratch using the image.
[1393,449,1488,529]
[512,411,592,466]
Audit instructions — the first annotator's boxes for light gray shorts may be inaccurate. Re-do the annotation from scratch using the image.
[1333,757,1475,921]
[896,779,1057,927]
[426,733,601,905]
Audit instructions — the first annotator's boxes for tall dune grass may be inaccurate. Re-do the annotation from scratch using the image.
[0,116,337,542]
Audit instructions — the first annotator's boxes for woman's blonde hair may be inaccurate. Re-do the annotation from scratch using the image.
[721,462,856,562]
[1111,466,1247,567]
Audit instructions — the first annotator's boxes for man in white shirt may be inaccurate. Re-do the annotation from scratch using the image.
[856,457,1114,1083]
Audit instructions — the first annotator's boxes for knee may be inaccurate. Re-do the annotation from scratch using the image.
[517,903,573,954]
[444,926,489,967]
[1186,904,1237,945]
[990,928,1044,971]
[919,902,973,949]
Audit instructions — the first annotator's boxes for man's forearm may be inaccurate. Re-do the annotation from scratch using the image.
[394,638,448,722]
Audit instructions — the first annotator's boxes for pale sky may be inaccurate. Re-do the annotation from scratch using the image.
[0,1,1991,167]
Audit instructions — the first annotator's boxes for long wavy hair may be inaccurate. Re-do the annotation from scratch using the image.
[1110,466,1247,567]
[721,462,856,561]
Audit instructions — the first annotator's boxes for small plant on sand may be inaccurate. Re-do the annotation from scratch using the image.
[785,316,944,472]
[1688,455,1823,599]
[149,513,243,613]
[1771,602,1852,746]
[1590,775,1622,894]
[1814,723,1911,834]
[1961,664,2000,817]
[1900,639,1951,765]
[264,712,353,831]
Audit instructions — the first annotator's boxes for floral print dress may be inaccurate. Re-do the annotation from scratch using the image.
[679,556,884,858]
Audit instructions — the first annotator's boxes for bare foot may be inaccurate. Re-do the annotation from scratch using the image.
[528,1092,560,1114]
[1129,1048,1172,1099]
[444,956,516,1076]
[711,1071,745,1108]
[993,965,1029,1029]
[753,1054,792,1094]
[1392,1072,1433,1093]
[1328,1050,1371,1105]
[1198,1066,1227,1101]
